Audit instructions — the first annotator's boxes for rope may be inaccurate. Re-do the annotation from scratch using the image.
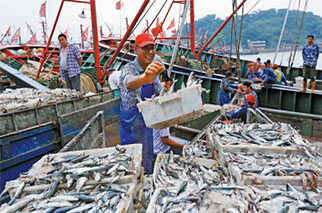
[80,73,97,93]
[208,0,261,49]
[287,0,301,66]
[132,0,158,33]
[144,0,168,33]
[289,0,309,70]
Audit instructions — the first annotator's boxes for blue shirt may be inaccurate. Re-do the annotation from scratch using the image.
[119,57,163,111]
[302,43,319,67]
[220,77,237,94]
[58,44,82,77]
[263,68,276,83]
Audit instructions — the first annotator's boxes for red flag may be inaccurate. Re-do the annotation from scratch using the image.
[204,30,208,40]
[166,18,175,30]
[82,27,89,41]
[7,26,11,36]
[26,22,33,35]
[198,28,202,33]
[39,2,46,18]
[116,1,123,10]
[11,27,21,43]
[108,32,113,37]
[160,31,166,38]
[151,21,163,37]
[171,29,176,35]
[27,33,37,45]
[64,29,68,39]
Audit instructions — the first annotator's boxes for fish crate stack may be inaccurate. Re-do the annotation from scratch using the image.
[137,84,203,130]
[147,152,232,212]
[2,144,142,213]
[209,122,322,190]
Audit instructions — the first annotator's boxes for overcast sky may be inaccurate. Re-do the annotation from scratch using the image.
[0,0,321,44]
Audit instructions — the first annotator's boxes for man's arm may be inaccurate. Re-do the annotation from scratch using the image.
[78,57,82,67]
[161,136,184,148]
[126,62,164,90]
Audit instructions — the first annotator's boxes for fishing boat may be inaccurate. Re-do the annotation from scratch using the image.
[1,0,321,204]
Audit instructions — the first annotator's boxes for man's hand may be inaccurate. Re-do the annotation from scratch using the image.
[238,84,243,88]
[258,82,264,86]
[236,89,242,93]
[140,61,165,84]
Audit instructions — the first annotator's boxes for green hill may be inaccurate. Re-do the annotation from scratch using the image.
[188,9,322,49]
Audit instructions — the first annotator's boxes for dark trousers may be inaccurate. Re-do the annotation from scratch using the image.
[63,71,81,91]
[303,66,316,81]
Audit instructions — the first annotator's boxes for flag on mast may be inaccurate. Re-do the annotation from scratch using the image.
[116,1,123,10]
[27,33,37,45]
[26,22,33,35]
[166,18,175,30]
[11,27,21,43]
[7,26,11,36]
[64,29,69,39]
[82,27,89,41]
[39,2,46,18]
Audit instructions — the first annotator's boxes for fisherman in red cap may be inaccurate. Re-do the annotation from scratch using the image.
[272,64,288,86]
[229,93,257,123]
[119,33,165,174]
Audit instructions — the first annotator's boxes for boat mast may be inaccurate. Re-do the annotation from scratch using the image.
[273,0,292,65]
[36,0,101,82]
[195,0,248,58]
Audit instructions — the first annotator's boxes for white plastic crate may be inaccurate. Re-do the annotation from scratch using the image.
[137,84,203,130]
[6,144,142,198]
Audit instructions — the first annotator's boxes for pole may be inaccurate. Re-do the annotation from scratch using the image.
[154,1,174,41]
[80,24,84,49]
[41,21,47,45]
[102,0,151,79]
[89,0,102,82]
[36,0,65,79]
[190,0,196,56]
[195,0,247,58]
[167,0,190,77]
[273,0,292,64]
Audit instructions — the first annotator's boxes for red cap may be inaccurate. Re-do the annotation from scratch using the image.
[134,33,155,48]
[248,62,252,67]
[246,94,256,104]
[273,64,278,68]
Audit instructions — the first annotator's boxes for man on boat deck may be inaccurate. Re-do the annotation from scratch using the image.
[301,35,319,93]
[58,33,82,91]
[259,62,276,88]
[241,81,258,108]
[272,64,288,86]
[218,71,242,106]
[119,33,165,174]
[229,93,257,124]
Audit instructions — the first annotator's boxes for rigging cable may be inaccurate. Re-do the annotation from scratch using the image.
[288,0,309,73]
[208,0,261,50]
[132,0,157,33]
[287,0,302,67]
[143,0,169,33]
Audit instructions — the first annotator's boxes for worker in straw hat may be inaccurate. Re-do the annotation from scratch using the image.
[119,33,165,174]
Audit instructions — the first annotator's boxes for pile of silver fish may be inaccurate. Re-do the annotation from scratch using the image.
[0,88,82,114]
[183,139,213,159]
[211,122,311,148]
[227,152,322,176]
[151,152,231,212]
[1,146,136,213]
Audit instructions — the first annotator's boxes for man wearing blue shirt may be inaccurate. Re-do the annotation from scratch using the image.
[301,35,319,93]
[218,71,242,105]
